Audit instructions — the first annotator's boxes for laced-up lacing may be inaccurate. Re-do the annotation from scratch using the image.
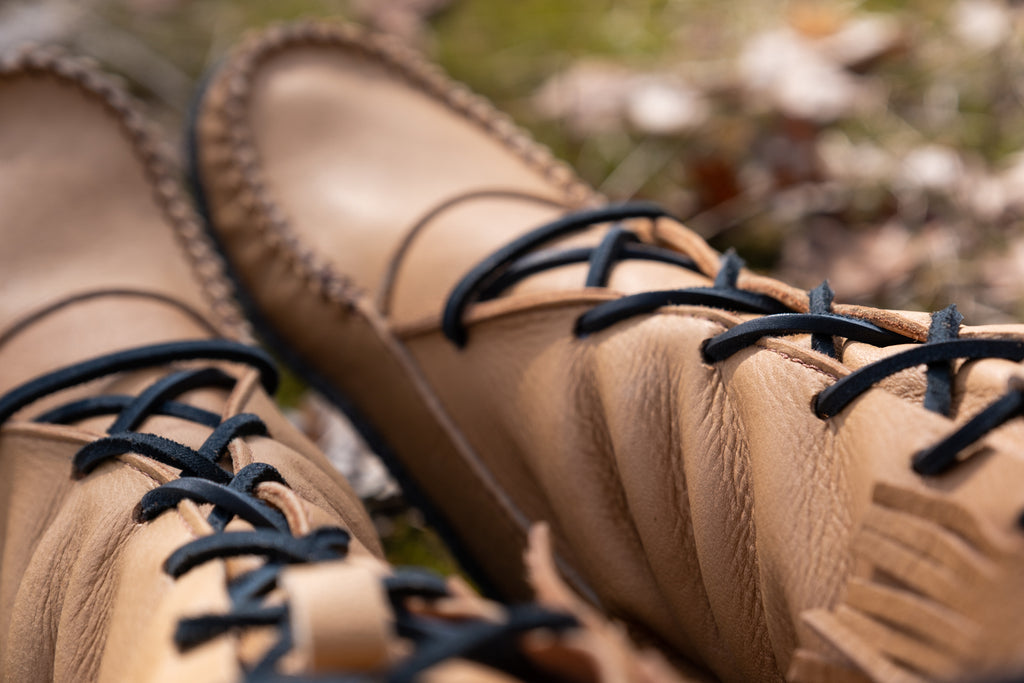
[444,202,1024,528]
[0,339,577,681]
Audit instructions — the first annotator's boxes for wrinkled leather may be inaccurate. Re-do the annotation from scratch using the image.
[193,22,1024,683]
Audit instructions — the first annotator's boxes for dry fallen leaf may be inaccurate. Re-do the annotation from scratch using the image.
[289,394,399,503]
[738,28,868,122]
[950,0,1011,52]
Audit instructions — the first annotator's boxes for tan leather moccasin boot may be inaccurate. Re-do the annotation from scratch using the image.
[0,48,698,683]
[190,22,1024,683]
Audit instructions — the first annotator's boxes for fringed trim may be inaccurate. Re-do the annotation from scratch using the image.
[789,483,1023,682]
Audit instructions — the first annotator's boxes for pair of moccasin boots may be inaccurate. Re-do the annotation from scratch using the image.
[2,20,1024,683]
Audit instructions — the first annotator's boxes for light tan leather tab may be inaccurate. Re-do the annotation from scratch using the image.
[281,559,396,673]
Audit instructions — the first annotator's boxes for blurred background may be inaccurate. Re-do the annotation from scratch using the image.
[6,0,1024,572]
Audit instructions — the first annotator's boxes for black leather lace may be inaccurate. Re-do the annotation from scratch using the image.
[0,339,576,680]
[443,202,802,346]
[445,203,1024,528]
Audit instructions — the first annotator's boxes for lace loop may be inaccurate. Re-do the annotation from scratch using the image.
[576,287,791,338]
[814,339,1024,419]
[713,249,743,289]
[477,243,699,301]
[384,568,451,604]
[808,281,837,358]
[35,395,222,428]
[0,340,278,424]
[913,386,1024,476]
[164,527,352,579]
[176,605,289,651]
[137,477,290,532]
[923,305,965,416]
[74,431,233,482]
[198,413,269,461]
[108,367,237,433]
[443,202,800,345]
[389,604,578,683]
[443,201,671,346]
[585,225,639,288]
[701,312,913,364]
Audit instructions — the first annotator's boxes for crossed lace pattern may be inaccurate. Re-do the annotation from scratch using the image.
[0,339,576,681]
[444,202,1024,526]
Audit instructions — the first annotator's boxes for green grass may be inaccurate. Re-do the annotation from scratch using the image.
[377,512,465,580]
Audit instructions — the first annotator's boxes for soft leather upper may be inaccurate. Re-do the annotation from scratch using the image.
[0,53,384,682]
[193,23,1024,683]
